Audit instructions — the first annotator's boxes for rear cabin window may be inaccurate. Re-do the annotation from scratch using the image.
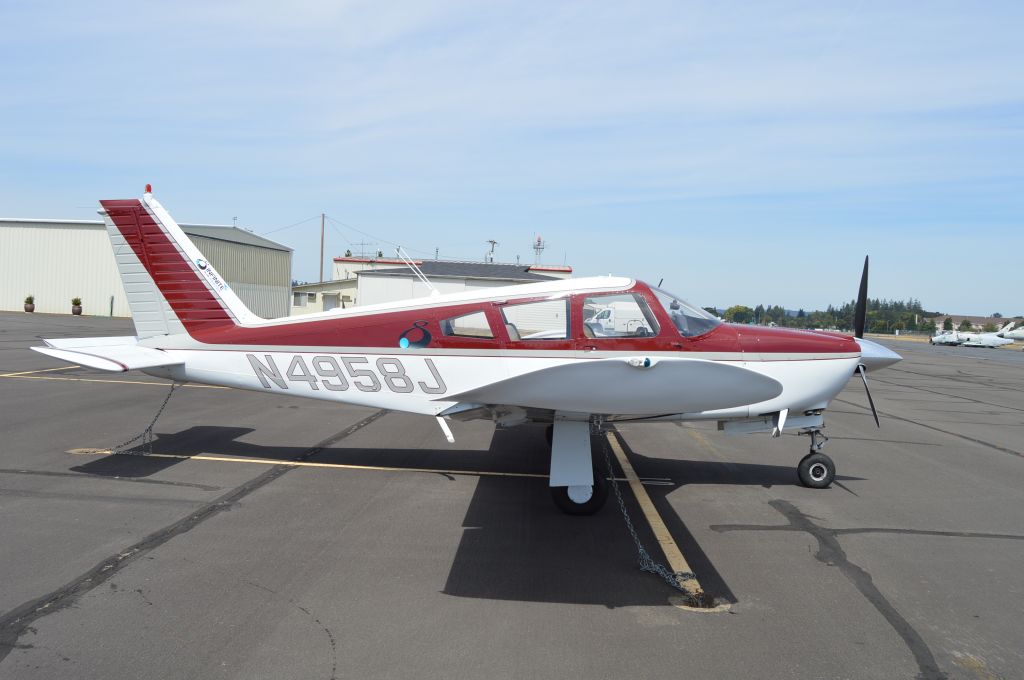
[582,294,660,338]
[501,299,569,340]
[442,311,494,339]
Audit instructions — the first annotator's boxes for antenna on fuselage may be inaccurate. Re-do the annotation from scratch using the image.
[396,246,439,296]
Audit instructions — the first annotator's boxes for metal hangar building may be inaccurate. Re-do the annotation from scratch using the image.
[0,218,292,319]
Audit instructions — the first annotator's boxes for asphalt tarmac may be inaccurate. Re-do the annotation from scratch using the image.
[1,312,1021,680]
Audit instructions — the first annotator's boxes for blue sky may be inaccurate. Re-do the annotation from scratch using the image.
[1,1,1022,315]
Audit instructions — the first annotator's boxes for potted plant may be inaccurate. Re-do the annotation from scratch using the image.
[71,297,83,315]
[24,295,35,313]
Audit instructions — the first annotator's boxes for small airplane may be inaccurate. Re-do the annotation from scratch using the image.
[32,187,902,515]
[929,330,963,346]
[959,322,1016,348]
[997,323,1024,341]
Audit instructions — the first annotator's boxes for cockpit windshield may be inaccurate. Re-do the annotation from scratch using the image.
[650,286,721,338]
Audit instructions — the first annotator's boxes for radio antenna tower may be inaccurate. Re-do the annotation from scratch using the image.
[533,234,546,265]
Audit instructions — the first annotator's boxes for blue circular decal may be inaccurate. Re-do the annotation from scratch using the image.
[398,321,431,349]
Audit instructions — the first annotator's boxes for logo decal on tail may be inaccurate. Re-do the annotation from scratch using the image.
[195,257,228,291]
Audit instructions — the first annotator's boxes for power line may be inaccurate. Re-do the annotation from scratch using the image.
[259,215,321,236]
[325,215,436,258]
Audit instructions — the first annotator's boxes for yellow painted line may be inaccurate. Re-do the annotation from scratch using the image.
[605,430,705,601]
[0,365,81,378]
[0,374,227,389]
[66,448,660,485]
[67,448,550,479]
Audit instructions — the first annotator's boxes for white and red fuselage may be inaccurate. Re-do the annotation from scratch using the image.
[35,194,900,435]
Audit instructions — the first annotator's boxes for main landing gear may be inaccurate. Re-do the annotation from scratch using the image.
[797,429,835,489]
[546,418,609,515]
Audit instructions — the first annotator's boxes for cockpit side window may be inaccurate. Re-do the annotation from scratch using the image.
[581,293,660,338]
[650,286,721,338]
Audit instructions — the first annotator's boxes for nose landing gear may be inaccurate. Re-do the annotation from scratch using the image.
[797,429,835,488]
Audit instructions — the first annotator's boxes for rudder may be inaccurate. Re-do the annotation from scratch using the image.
[100,189,260,338]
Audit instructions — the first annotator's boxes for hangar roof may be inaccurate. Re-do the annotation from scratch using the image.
[0,218,291,252]
[361,260,557,282]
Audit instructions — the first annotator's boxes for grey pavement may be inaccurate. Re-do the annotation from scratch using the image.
[0,313,1021,680]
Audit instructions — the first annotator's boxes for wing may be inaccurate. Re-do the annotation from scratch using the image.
[32,336,182,373]
[442,357,783,415]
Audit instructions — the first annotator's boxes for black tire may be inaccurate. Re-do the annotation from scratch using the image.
[551,467,608,515]
[797,452,835,489]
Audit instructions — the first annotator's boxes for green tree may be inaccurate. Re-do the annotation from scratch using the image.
[724,305,755,324]
[943,317,954,331]
[982,323,998,333]
[922,319,937,333]
[958,318,973,332]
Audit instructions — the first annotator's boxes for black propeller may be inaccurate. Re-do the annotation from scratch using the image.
[854,255,868,339]
[856,364,881,428]
[853,255,880,427]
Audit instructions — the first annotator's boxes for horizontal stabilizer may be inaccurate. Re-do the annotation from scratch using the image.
[441,357,783,415]
[32,338,182,373]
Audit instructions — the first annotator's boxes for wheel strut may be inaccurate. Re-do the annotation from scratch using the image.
[798,428,836,489]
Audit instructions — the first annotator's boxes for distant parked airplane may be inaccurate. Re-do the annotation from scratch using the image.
[960,322,1016,348]
[997,323,1024,341]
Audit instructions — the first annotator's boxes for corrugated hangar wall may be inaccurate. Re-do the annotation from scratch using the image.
[184,233,291,319]
[0,220,291,320]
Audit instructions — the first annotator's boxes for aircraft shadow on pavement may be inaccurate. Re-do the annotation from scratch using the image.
[443,427,864,607]
[68,426,265,478]
[68,423,861,607]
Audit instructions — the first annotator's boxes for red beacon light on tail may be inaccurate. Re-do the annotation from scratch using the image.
[144,184,152,194]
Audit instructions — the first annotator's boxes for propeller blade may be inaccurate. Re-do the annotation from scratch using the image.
[857,363,881,428]
[854,255,869,339]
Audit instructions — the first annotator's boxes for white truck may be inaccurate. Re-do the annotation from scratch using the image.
[588,300,656,336]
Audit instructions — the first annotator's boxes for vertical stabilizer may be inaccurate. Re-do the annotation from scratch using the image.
[100,189,261,339]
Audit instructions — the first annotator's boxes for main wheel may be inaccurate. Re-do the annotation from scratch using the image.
[551,467,608,515]
[797,452,835,489]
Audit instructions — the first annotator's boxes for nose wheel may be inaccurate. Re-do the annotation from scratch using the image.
[797,452,835,488]
[797,429,835,488]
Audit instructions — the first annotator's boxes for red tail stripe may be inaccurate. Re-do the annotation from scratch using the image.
[101,199,233,334]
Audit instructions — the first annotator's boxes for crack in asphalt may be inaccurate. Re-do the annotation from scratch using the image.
[713,500,951,680]
[834,398,1023,458]
[0,409,388,665]
[0,468,222,491]
[712,502,1024,679]
[874,370,1024,414]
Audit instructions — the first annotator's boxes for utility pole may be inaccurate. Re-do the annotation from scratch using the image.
[319,213,325,283]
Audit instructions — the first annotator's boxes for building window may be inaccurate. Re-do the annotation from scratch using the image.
[582,293,660,338]
[442,311,494,338]
[501,299,569,340]
[293,292,307,307]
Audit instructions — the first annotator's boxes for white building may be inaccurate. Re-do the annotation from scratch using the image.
[1,218,292,318]
[291,255,573,315]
